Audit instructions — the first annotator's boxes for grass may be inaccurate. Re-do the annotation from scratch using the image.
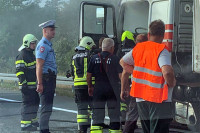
[0,80,74,98]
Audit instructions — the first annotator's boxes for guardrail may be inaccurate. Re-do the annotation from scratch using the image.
[0,73,73,86]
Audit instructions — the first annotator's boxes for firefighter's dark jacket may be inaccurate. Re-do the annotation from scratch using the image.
[71,46,95,88]
[15,49,36,89]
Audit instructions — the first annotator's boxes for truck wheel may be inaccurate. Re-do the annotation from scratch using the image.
[187,102,200,132]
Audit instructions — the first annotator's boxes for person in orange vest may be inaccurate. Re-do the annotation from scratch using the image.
[120,20,176,133]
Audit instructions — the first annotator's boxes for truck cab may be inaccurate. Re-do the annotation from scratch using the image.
[79,0,200,131]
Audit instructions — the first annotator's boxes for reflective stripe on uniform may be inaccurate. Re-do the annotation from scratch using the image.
[109,129,122,133]
[27,82,36,85]
[132,77,164,89]
[16,64,25,68]
[120,102,128,112]
[18,80,27,85]
[77,114,88,123]
[134,66,163,77]
[15,60,36,67]
[73,58,95,86]
[21,120,31,124]
[91,126,103,133]
[74,81,95,86]
[32,118,38,122]
[16,71,24,77]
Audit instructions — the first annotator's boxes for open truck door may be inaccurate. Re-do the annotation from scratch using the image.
[79,1,117,52]
[193,0,200,73]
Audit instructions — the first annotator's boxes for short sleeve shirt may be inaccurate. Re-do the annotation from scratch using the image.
[122,49,173,102]
[36,37,57,74]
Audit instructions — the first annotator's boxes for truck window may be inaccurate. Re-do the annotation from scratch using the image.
[84,5,105,34]
[122,1,149,33]
[151,1,169,23]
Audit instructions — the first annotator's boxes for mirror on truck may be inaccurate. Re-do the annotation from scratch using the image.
[96,8,104,25]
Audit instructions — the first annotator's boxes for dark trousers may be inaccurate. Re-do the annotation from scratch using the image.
[123,97,139,133]
[40,76,56,132]
[137,101,174,133]
[92,82,121,130]
[75,88,92,132]
[21,88,40,122]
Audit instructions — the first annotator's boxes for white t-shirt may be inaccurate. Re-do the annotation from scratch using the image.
[122,49,173,102]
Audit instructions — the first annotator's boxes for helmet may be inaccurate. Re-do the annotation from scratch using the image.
[18,34,38,51]
[79,36,95,50]
[121,31,134,42]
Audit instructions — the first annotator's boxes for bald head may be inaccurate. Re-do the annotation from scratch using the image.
[135,34,148,44]
[102,38,115,52]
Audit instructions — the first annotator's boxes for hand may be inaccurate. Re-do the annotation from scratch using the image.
[88,87,94,96]
[120,90,129,101]
[36,84,43,93]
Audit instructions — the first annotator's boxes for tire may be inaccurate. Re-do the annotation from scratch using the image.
[187,102,200,132]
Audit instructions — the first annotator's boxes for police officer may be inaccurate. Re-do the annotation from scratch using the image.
[16,34,39,131]
[87,38,122,133]
[36,20,57,133]
[71,36,96,133]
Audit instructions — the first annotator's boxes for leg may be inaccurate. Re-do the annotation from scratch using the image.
[107,89,121,131]
[137,102,150,133]
[31,90,40,127]
[75,89,91,133]
[40,77,56,133]
[91,86,106,133]
[21,88,38,131]
[150,102,173,133]
[123,97,139,133]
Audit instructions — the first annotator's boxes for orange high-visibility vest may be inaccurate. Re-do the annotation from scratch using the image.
[130,41,169,103]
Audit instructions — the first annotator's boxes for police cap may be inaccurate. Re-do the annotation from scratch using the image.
[39,20,57,29]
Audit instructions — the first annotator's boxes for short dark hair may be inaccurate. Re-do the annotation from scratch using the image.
[99,37,105,48]
[149,20,165,37]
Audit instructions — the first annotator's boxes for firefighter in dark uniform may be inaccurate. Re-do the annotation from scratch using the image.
[36,20,57,133]
[87,38,122,133]
[71,36,96,133]
[16,34,39,131]
[117,31,136,126]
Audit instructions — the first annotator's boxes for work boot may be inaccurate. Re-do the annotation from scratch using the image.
[21,123,37,131]
[40,129,50,133]
[32,121,39,127]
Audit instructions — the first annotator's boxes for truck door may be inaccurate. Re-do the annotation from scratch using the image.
[79,1,117,50]
[193,0,200,73]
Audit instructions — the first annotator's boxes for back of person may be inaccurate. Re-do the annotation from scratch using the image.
[89,51,121,86]
[87,38,122,133]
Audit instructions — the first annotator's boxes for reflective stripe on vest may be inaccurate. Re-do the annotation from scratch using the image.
[131,41,168,103]
[73,58,95,86]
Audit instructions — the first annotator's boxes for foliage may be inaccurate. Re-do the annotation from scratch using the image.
[0,0,120,75]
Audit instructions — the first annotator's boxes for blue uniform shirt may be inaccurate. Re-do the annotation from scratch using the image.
[36,37,57,74]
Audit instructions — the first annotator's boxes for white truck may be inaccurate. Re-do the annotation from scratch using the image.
[79,0,200,131]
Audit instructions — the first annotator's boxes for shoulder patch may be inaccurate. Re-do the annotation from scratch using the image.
[40,46,45,53]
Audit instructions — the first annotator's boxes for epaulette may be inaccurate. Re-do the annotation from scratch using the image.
[43,41,48,44]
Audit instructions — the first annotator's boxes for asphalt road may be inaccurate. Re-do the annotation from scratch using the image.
[0,89,195,133]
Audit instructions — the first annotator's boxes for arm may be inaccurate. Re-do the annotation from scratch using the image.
[15,56,27,88]
[120,70,131,101]
[120,58,134,74]
[87,72,94,96]
[36,58,45,93]
[161,65,176,88]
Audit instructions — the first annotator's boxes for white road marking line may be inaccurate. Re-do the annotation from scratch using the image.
[0,97,109,119]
